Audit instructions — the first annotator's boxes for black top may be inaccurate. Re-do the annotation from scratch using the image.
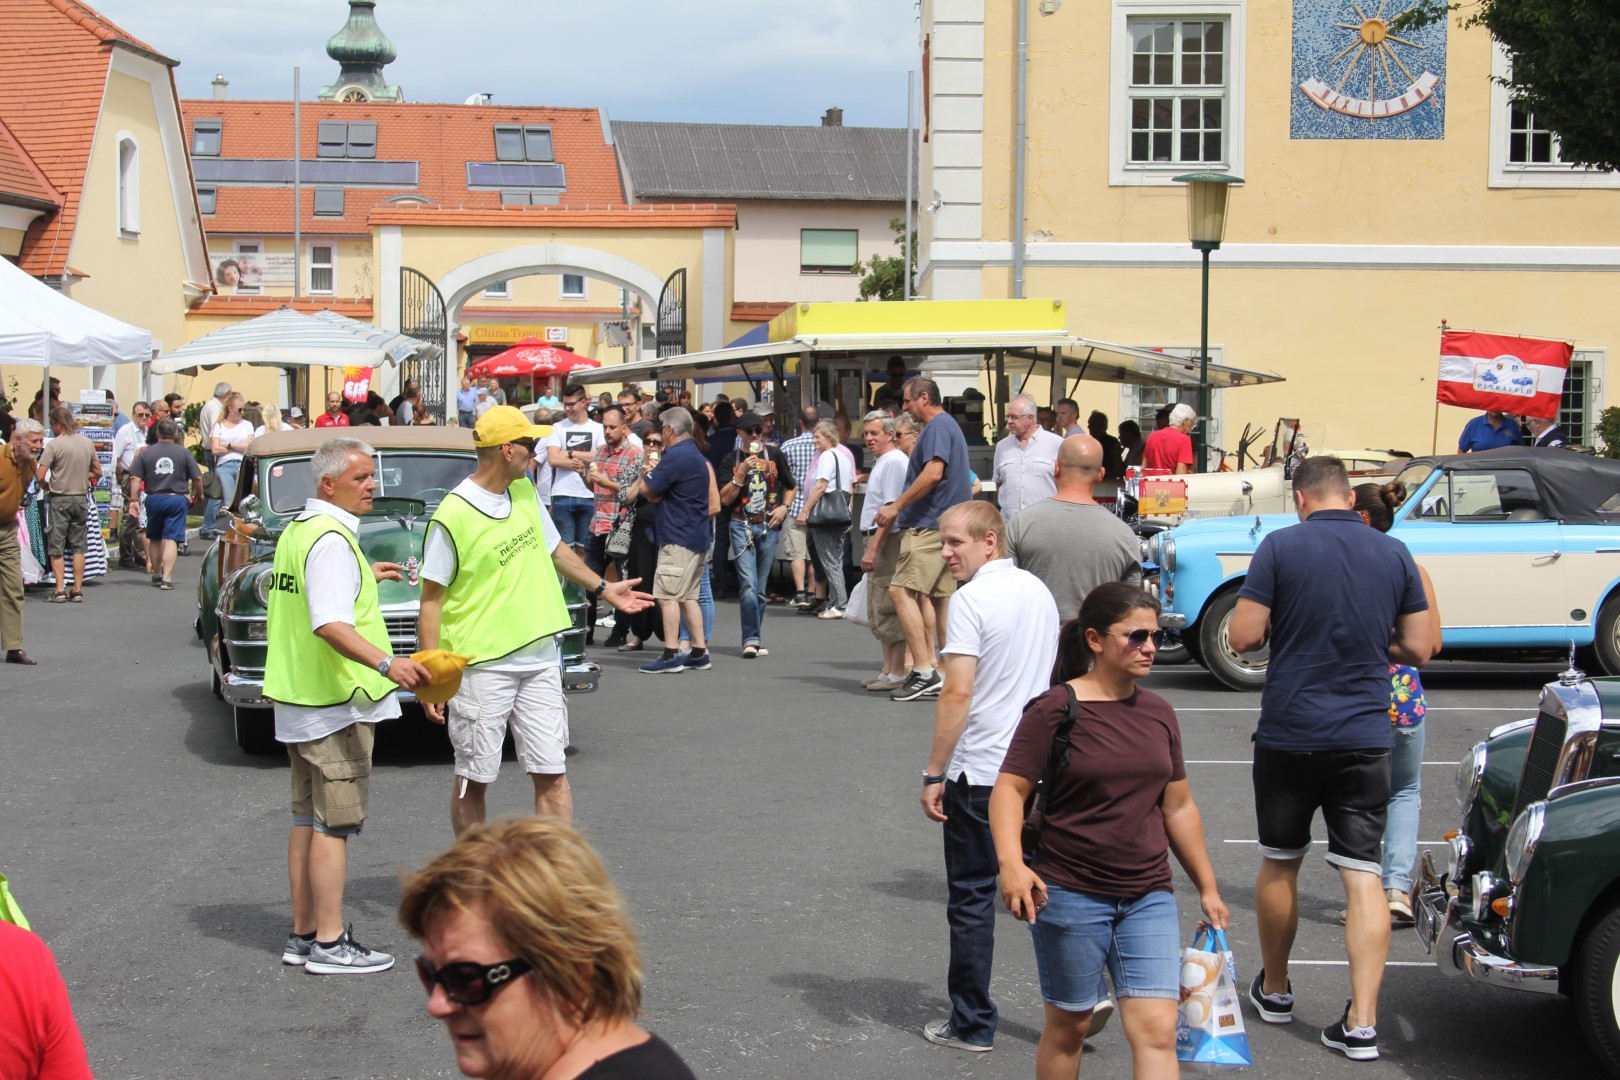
[575,1034,695,1080]
[1412,446,1620,523]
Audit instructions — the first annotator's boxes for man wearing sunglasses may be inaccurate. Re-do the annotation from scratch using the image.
[418,406,652,835]
[112,401,152,568]
[718,412,795,658]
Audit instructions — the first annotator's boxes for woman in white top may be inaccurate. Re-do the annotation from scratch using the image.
[255,404,284,437]
[796,420,853,619]
[210,392,256,513]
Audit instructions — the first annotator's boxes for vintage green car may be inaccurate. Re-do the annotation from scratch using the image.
[1415,660,1620,1074]
[195,427,598,754]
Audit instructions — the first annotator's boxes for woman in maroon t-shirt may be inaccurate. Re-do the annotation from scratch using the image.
[989,583,1227,1080]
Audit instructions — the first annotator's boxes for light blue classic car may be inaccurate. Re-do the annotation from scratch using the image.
[1152,448,1620,690]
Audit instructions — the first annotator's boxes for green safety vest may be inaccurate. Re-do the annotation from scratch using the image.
[429,477,570,666]
[263,513,396,708]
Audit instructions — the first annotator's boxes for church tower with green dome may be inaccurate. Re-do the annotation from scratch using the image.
[318,1,403,103]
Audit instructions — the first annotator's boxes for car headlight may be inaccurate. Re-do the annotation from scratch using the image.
[1455,741,1487,814]
[252,567,273,607]
[1160,537,1176,574]
[1504,802,1546,884]
[1140,536,1153,565]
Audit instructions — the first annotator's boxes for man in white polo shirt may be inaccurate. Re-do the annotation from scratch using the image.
[858,409,913,691]
[918,499,1060,1053]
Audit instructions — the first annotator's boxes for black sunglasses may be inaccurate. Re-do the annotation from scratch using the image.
[741,426,764,434]
[508,437,538,452]
[1107,628,1168,650]
[415,955,533,1005]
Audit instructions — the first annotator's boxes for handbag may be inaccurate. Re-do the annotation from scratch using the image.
[806,453,851,527]
[1021,684,1079,854]
[605,505,635,559]
[1175,926,1252,1069]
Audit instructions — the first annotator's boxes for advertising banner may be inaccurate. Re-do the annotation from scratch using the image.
[209,250,296,292]
[343,366,374,404]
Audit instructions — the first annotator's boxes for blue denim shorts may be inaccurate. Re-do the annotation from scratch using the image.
[1028,886,1182,1011]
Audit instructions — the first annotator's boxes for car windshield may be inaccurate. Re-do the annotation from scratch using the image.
[1390,462,1434,511]
[263,452,474,516]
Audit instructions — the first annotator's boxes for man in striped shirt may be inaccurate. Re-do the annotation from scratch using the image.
[779,407,820,609]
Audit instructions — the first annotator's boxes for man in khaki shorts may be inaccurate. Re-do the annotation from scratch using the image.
[873,378,974,702]
[859,410,914,691]
[36,407,100,602]
[264,437,430,975]
[626,406,720,674]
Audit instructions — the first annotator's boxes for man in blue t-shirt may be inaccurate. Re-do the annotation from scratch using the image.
[1457,410,1522,452]
[1227,456,1434,1062]
[626,407,717,674]
[873,377,972,702]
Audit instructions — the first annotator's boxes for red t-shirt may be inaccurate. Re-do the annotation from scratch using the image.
[1000,685,1186,897]
[314,411,350,428]
[1141,426,1193,471]
[0,923,93,1080]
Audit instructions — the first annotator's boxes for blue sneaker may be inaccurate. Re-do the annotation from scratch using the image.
[682,650,712,671]
[640,653,687,674]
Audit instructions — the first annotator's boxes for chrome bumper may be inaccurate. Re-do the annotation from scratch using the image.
[1413,850,1559,994]
[220,670,271,709]
[1159,612,1188,630]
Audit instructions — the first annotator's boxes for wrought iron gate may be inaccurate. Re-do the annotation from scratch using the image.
[400,266,448,419]
[656,268,686,358]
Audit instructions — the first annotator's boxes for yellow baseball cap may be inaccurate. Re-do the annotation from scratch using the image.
[473,405,549,448]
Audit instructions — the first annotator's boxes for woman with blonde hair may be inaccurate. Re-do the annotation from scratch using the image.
[255,404,283,437]
[796,419,852,618]
[400,817,695,1080]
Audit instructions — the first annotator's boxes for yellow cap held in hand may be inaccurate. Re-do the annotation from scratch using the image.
[410,649,473,704]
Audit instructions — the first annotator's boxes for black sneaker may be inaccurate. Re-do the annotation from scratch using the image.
[1321,1000,1378,1061]
[791,591,811,609]
[891,670,944,702]
[1248,969,1294,1024]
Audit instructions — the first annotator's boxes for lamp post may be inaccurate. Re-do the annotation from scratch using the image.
[1172,172,1241,473]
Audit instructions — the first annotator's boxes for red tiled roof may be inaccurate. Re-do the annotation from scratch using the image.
[461,306,642,318]
[0,1,177,276]
[187,295,375,318]
[0,115,59,207]
[367,204,737,229]
[732,302,792,322]
[182,100,627,236]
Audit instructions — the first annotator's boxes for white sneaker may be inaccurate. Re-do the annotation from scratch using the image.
[305,926,394,975]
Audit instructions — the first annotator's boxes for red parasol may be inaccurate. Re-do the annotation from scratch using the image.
[466,338,602,379]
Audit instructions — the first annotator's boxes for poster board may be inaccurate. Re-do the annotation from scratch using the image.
[73,390,115,498]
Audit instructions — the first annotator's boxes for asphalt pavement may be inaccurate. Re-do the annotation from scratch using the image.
[0,564,1607,1079]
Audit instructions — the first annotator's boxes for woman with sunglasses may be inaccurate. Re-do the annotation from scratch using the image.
[401,817,695,1080]
[989,582,1227,1080]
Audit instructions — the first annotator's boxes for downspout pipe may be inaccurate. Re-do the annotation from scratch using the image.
[1013,0,1028,299]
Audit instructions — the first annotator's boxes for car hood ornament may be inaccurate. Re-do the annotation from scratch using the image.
[1560,641,1585,686]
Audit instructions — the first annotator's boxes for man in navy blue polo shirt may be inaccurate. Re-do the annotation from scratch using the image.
[1227,456,1434,1063]
[1457,410,1522,452]
[626,406,719,674]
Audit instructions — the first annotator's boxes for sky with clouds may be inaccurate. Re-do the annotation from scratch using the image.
[90,0,922,127]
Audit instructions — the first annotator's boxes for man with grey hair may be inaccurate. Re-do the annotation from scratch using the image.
[264,436,431,975]
[992,394,1062,518]
[1142,401,1198,474]
[859,410,911,688]
[198,381,233,539]
[626,406,720,673]
[2,417,44,663]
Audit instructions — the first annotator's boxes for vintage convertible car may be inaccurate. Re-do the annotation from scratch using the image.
[1150,448,1620,690]
[195,427,598,754]
[1415,662,1620,1075]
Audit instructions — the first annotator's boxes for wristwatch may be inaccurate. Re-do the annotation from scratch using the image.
[922,772,946,785]
[591,579,608,599]
[376,657,393,677]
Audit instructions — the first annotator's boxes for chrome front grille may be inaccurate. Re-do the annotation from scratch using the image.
[1513,709,1567,820]
[384,614,418,656]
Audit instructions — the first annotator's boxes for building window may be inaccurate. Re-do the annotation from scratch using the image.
[1109,1,1244,186]
[483,280,510,298]
[1561,351,1605,446]
[196,186,217,215]
[1488,44,1619,188]
[494,125,553,162]
[317,120,377,159]
[191,118,222,157]
[800,229,859,274]
[560,273,586,298]
[1508,103,1561,166]
[499,190,532,206]
[307,244,335,295]
[117,136,139,236]
[313,188,345,216]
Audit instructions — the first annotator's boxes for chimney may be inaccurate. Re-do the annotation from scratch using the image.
[821,107,843,127]
[212,73,229,101]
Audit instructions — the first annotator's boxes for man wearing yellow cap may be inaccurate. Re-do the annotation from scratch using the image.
[417,405,652,834]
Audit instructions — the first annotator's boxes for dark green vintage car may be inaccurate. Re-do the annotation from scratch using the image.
[1416,660,1620,1074]
[195,427,598,754]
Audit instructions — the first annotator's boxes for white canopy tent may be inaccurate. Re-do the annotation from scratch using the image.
[0,253,152,368]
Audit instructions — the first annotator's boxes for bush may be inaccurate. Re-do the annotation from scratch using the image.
[1596,406,1620,459]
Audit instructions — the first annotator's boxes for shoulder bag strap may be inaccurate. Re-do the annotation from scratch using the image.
[1036,684,1080,813]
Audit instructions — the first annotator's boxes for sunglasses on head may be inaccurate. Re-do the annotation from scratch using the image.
[1107,628,1168,650]
[415,956,533,1005]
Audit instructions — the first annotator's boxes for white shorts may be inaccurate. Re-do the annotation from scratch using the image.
[447,666,568,784]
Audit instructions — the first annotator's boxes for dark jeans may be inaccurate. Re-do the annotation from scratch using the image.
[943,776,998,1046]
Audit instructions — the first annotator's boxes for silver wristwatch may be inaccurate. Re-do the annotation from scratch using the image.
[376,657,393,677]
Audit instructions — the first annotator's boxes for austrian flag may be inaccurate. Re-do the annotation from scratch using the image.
[1437,331,1572,420]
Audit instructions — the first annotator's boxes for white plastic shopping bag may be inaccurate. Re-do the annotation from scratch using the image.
[1176,926,1252,1069]
[845,575,870,626]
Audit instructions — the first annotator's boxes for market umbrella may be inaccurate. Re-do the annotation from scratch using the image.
[151,306,418,374]
[309,309,441,366]
[466,338,601,379]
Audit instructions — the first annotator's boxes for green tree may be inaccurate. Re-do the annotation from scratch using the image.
[854,217,918,302]
[1596,406,1620,460]
[1398,2,1620,170]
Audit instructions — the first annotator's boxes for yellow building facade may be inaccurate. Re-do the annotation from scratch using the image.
[920,0,1620,455]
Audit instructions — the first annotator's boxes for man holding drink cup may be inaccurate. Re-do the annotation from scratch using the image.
[718,409,796,658]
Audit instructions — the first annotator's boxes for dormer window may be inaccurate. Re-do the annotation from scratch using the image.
[317,120,377,159]
[191,118,222,157]
[494,125,553,162]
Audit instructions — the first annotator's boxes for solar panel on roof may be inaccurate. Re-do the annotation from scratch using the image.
[190,159,417,186]
[465,162,567,189]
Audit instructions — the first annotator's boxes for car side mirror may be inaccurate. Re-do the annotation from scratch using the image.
[239,494,262,524]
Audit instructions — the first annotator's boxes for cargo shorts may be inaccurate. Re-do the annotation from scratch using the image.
[288,722,375,837]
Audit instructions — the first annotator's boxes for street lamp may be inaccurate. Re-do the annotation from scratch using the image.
[1173,172,1242,473]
